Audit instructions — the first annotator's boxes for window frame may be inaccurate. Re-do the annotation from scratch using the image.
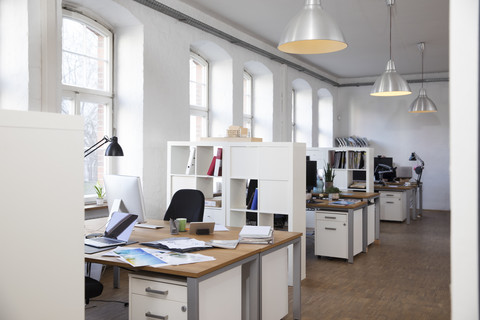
[61,9,114,203]
[189,51,210,140]
[243,70,253,137]
[291,89,296,142]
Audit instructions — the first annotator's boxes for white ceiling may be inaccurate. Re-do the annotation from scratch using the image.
[176,0,449,80]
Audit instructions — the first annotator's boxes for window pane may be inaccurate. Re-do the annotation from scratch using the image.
[61,98,75,115]
[62,17,109,91]
[190,114,207,141]
[82,102,107,196]
[243,72,252,116]
[189,57,207,108]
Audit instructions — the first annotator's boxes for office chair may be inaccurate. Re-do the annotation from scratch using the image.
[85,276,103,305]
[163,189,205,222]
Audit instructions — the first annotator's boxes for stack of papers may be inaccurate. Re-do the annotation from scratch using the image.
[238,225,273,244]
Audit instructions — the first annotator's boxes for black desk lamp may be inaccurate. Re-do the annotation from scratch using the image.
[84,135,124,158]
[374,163,394,186]
[409,152,424,183]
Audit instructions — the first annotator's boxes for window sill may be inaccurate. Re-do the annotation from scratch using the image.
[85,203,109,220]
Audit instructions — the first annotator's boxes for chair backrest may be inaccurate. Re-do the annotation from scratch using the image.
[163,189,205,222]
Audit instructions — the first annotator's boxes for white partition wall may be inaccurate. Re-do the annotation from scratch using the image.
[0,110,84,319]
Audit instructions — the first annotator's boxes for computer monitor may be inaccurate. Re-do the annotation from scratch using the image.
[104,175,147,223]
[306,159,317,192]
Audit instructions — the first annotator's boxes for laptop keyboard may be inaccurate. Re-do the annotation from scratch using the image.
[92,237,124,244]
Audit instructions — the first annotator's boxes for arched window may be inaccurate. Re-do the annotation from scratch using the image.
[61,10,113,201]
[189,51,209,141]
[243,70,253,136]
[291,89,296,142]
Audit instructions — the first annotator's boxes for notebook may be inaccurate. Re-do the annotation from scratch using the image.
[85,212,138,248]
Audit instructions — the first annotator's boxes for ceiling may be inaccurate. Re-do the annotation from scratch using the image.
[175,0,449,81]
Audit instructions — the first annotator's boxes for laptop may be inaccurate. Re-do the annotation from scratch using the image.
[85,211,138,248]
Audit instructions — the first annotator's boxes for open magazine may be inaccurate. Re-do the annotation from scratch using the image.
[109,247,215,267]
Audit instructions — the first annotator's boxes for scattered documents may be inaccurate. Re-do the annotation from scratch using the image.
[330,200,356,206]
[206,239,239,249]
[110,247,215,267]
[141,237,212,252]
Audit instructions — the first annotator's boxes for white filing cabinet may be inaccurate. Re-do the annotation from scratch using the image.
[130,274,188,320]
[314,210,362,259]
[379,191,407,221]
[129,266,242,320]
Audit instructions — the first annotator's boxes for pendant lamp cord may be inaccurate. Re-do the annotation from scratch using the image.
[421,46,424,88]
[389,4,392,60]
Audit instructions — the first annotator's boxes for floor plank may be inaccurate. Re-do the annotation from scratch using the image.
[86,210,450,319]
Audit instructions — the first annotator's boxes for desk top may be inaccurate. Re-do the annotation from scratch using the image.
[374,183,417,191]
[85,219,301,278]
[311,191,379,200]
[306,199,368,210]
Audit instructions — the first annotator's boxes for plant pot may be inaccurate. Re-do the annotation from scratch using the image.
[325,182,333,189]
[96,198,104,205]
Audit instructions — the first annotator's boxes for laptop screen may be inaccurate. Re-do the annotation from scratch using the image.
[105,212,138,241]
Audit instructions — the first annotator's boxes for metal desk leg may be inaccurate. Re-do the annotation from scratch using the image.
[348,209,354,263]
[187,278,200,320]
[406,190,411,225]
[374,197,380,241]
[113,266,119,288]
[293,238,301,320]
[418,183,423,217]
[362,205,367,252]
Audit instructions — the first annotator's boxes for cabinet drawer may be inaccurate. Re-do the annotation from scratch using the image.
[315,220,348,258]
[130,277,187,303]
[380,191,401,200]
[131,294,187,320]
[316,211,347,222]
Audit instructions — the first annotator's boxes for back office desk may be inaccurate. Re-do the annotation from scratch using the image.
[85,219,302,320]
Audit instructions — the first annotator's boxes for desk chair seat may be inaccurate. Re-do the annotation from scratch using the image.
[85,276,103,304]
[164,189,205,222]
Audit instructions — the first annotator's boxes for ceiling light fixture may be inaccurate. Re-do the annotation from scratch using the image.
[370,0,411,97]
[408,42,438,113]
[278,0,347,54]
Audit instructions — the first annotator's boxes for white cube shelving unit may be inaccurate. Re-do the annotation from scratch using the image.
[167,141,306,281]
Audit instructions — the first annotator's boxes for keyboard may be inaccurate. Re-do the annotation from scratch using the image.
[85,237,126,248]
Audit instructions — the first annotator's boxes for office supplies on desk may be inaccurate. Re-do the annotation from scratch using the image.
[85,212,138,248]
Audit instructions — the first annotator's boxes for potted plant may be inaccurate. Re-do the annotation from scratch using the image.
[323,163,335,189]
[324,186,341,200]
[94,182,106,205]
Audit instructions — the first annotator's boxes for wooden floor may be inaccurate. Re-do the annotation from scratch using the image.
[86,210,450,320]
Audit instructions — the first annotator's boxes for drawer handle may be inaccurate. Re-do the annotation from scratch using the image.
[145,287,168,296]
[145,312,168,320]
[325,216,337,219]
[386,201,394,204]
[386,194,395,197]
[325,227,337,231]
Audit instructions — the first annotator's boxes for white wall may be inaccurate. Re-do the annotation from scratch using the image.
[337,82,450,210]
[450,0,479,318]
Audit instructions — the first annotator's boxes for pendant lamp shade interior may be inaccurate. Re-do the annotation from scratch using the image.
[278,0,347,54]
[370,0,411,97]
[409,42,438,113]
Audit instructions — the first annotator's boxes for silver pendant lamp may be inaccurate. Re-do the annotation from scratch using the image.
[370,0,411,96]
[408,42,438,113]
[278,0,347,54]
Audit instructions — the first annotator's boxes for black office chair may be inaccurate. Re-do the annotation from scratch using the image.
[163,189,205,222]
[85,276,103,305]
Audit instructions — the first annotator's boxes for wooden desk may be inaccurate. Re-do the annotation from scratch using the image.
[306,200,368,263]
[85,219,302,320]
[375,184,417,224]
